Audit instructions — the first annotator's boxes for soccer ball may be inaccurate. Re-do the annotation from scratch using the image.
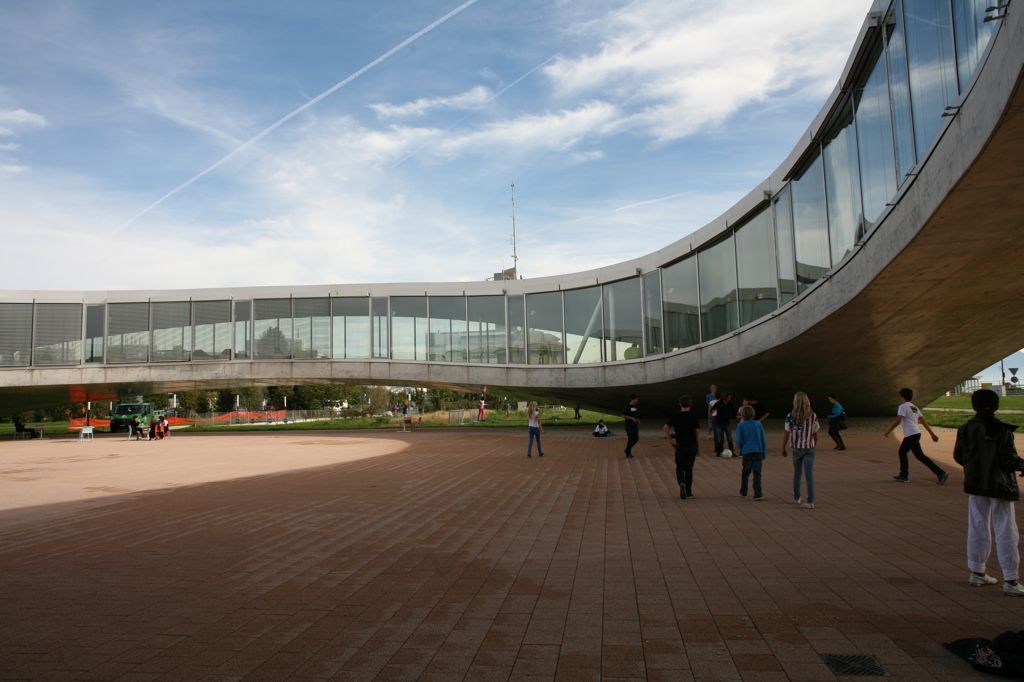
[721,449,733,458]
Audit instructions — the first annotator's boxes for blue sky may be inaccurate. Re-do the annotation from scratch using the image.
[1,0,872,291]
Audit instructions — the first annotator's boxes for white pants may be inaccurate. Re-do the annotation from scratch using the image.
[968,495,1020,581]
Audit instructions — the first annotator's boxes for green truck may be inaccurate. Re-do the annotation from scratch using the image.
[109,402,164,433]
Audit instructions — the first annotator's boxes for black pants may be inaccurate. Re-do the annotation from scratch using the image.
[898,434,944,477]
[625,424,639,456]
[675,444,697,495]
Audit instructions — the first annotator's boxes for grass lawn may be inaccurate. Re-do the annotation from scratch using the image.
[926,395,1024,411]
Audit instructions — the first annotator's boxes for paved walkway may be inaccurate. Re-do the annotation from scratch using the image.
[1,429,1020,681]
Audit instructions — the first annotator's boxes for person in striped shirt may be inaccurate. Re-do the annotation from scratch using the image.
[782,392,819,509]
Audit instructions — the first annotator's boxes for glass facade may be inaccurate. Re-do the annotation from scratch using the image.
[332,297,370,359]
[735,209,778,326]
[527,292,564,364]
[0,0,1003,372]
[662,256,700,351]
[603,278,643,361]
[564,286,603,364]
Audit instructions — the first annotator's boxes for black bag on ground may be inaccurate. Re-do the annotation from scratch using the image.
[945,630,1024,678]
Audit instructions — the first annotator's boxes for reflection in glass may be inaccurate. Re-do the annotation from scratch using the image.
[904,0,959,157]
[234,301,251,360]
[107,302,150,364]
[332,298,370,359]
[662,256,700,351]
[372,297,388,358]
[774,188,798,304]
[254,299,292,360]
[193,300,232,361]
[735,210,778,326]
[507,295,526,364]
[886,1,918,181]
[791,153,831,292]
[293,298,331,359]
[643,272,663,356]
[564,286,603,364]
[953,0,995,91]
[391,297,428,361]
[603,278,643,361]
[151,301,191,362]
[527,292,564,364]
[823,101,864,264]
[468,297,506,363]
[428,297,468,362]
[855,39,899,228]
[698,235,739,341]
[33,303,82,365]
[85,304,105,363]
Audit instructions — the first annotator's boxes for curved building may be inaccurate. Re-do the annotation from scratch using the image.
[2,0,1023,416]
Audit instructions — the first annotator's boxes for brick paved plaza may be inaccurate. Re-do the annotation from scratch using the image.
[1,427,1020,681]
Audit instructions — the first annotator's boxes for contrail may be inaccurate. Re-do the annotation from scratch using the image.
[113,0,483,235]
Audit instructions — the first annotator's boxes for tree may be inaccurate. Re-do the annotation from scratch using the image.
[177,391,212,413]
[237,387,265,411]
[215,389,236,413]
[143,393,171,410]
[364,386,390,412]
[265,386,294,410]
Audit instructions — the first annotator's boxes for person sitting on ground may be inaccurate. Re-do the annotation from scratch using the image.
[593,420,611,437]
[149,415,161,440]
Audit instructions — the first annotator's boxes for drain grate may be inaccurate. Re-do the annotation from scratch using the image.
[819,654,890,677]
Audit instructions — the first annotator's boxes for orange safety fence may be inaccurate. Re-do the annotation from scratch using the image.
[68,411,287,430]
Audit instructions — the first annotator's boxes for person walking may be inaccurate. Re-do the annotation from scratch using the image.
[954,389,1024,596]
[884,387,948,484]
[664,396,701,499]
[623,394,640,459]
[712,392,735,456]
[477,398,486,422]
[526,401,544,458]
[782,392,819,509]
[736,405,768,500]
[827,394,846,450]
[705,385,718,442]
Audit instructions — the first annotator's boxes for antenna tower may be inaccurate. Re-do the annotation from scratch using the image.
[510,181,519,278]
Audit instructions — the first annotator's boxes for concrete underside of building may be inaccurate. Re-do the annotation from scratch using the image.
[2,4,1023,417]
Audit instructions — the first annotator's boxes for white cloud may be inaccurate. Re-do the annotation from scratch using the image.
[370,85,493,119]
[0,108,46,136]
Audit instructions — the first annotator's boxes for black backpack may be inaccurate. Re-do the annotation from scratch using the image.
[945,630,1024,678]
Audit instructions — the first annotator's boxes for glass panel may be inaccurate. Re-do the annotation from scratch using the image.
[791,153,831,292]
[85,304,105,363]
[886,0,918,181]
[507,295,526,364]
[193,300,232,361]
[31,303,82,366]
[0,303,33,366]
[904,0,959,156]
[391,297,428,361]
[823,101,864,264]
[527,291,564,364]
[371,297,388,358]
[428,297,468,362]
[774,188,798,305]
[293,298,330,359]
[468,296,506,364]
[254,299,292,360]
[698,235,739,341]
[735,209,778,326]
[151,301,191,362]
[603,278,643,361]
[662,256,700,351]
[107,302,149,364]
[855,39,899,228]
[564,286,603,364]
[234,301,251,360]
[643,272,663,356]
[953,0,996,90]
[332,298,370,359]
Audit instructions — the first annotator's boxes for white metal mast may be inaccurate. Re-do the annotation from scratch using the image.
[510,181,519,278]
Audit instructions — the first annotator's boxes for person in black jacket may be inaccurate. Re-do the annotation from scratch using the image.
[954,389,1024,596]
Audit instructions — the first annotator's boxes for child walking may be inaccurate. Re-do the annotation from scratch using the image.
[954,389,1024,596]
[782,392,818,509]
[736,405,767,501]
[884,387,948,484]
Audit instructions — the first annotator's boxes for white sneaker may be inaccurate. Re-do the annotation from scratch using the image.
[970,573,998,587]
[795,497,802,504]
[801,502,814,509]
[1004,582,1024,597]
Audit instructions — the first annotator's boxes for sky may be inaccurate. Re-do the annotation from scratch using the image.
[0,0,874,292]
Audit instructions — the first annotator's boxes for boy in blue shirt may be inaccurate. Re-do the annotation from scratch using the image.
[737,405,768,500]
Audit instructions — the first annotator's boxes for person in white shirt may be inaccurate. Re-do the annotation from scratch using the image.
[884,387,948,484]
[593,420,612,437]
